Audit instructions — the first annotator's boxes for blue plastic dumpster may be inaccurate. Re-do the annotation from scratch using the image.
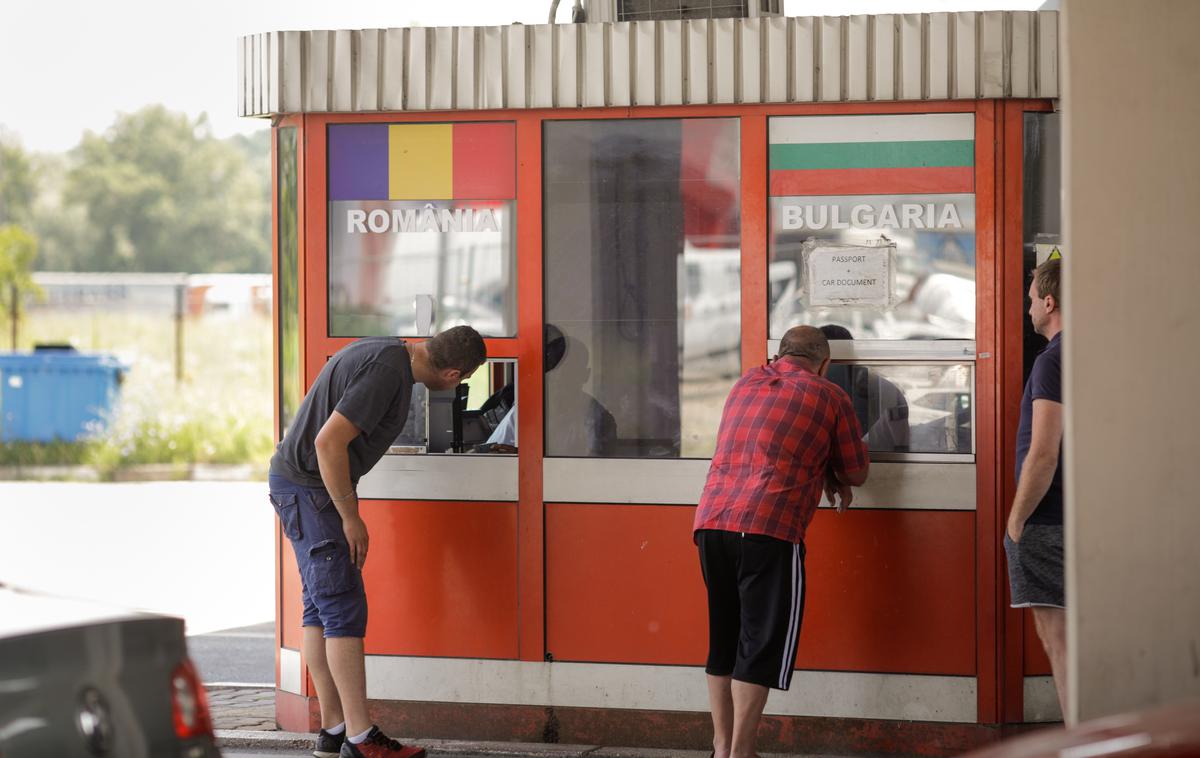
[0,347,128,443]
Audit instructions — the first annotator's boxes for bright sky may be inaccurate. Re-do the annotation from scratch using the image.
[0,0,1044,154]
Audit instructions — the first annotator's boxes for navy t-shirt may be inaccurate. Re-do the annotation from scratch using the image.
[1015,332,1063,525]
[270,337,413,488]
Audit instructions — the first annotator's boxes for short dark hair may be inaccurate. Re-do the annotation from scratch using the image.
[1034,259,1061,304]
[544,324,566,372]
[819,324,854,341]
[779,325,830,364]
[426,325,487,374]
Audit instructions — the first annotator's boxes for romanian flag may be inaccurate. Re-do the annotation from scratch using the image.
[329,122,515,201]
[769,114,974,197]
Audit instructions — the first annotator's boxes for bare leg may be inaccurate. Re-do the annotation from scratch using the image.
[303,626,344,729]
[706,674,734,758]
[325,636,371,736]
[1031,607,1068,716]
[730,679,769,758]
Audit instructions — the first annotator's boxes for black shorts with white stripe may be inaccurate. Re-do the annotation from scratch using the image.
[696,529,806,691]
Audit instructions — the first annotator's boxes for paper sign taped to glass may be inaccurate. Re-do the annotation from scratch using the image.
[802,238,897,308]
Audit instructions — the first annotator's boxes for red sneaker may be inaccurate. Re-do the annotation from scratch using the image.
[338,726,426,758]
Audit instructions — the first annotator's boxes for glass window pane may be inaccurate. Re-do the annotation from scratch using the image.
[326,123,517,338]
[276,127,301,438]
[824,362,973,455]
[768,114,976,341]
[544,118,741,459]
[391,358,517,454]
[1023,111,1062,381]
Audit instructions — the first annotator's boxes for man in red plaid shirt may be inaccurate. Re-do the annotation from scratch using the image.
[694,325,869,758]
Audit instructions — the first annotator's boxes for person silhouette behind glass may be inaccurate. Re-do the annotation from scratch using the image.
[819,324,910,453]
[544,324,617,456]
[477,324,617,456]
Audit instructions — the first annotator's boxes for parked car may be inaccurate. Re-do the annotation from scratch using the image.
[0,582,221,758]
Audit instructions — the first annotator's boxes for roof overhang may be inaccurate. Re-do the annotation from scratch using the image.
[237,11,1058,118]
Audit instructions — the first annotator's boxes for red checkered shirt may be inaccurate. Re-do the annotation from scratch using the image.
[694,359,869,544]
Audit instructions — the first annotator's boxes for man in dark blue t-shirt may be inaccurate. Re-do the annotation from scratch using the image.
[1004,258,1066,714]
[268,326,486,758]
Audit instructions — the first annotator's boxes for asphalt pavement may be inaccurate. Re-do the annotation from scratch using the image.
[190,621,275,684]
[0,481,274,635]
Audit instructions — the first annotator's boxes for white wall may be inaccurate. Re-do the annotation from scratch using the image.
[1062,0,1200,724]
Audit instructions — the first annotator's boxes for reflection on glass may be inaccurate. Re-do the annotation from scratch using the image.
[1023,112,1061,381]
[328,200,516,337]
[824,362,973,454]
[276,127,301,438]
[544,118,741,458]
[769,194,976,340]
[390,358,517,454]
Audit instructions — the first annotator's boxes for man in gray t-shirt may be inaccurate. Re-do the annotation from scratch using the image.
[268,326,486,758]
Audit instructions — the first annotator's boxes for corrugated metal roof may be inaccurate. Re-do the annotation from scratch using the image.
[237,11,1058,117]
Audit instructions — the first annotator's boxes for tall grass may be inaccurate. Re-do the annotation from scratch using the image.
[1,309,274,475]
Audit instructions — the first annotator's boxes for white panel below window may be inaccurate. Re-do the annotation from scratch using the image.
[357,455,518,501]
[544,458,709,504]
[364,656,977,723]
[279,647,302,695]
[1024,676,1063,722]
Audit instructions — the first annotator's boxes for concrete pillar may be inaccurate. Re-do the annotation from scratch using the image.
[1061,0,1200,724]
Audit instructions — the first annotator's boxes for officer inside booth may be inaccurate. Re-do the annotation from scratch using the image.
[820,324,912,453]
[408,323,619,457]
[388,354,517,456]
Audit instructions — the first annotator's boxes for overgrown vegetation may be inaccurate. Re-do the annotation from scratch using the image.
[0,310,274,477]
[0,106,274,478]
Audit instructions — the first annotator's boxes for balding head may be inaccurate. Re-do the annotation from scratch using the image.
[778,325,830,371]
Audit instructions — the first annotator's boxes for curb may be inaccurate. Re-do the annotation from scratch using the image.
[213,731,719,757]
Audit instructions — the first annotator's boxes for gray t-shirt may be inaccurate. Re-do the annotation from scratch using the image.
[269,337,413,487]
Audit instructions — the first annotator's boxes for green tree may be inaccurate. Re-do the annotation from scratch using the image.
[26,152,95,271]
[0,224,41,348]
[0,130,36,226]
[65,106,269,273]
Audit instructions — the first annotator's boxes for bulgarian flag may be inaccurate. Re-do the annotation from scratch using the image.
[329,122,515,201]
[769,113,974,197]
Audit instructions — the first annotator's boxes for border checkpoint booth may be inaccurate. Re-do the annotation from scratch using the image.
[239,7,1065,754]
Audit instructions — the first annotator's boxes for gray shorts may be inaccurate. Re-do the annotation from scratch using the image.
[1004,523,1065,609]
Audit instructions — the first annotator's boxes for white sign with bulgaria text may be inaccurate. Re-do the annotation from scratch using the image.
[807,245,892,306]
[780,201,963,231]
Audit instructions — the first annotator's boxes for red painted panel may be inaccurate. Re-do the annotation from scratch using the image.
[514,114,546,662]
[740,114,768,372]
[360,500,519,659]
[974,100,1003,723]
[547,504,975,675]
[769,166,974,196]
[546,504,707,665]
[797,509,976,674]
[453,122,516,200]
[280,527,304,651]
[999,100,1026,720]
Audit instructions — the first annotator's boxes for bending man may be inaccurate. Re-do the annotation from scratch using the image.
[693,325,869,758]
[268,327,486,758]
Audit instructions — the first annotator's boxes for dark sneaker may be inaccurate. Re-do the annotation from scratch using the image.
[314,727,345,758]
[338,726,426,758]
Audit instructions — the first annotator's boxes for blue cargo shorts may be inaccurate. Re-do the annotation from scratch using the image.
[268,473,368,638]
